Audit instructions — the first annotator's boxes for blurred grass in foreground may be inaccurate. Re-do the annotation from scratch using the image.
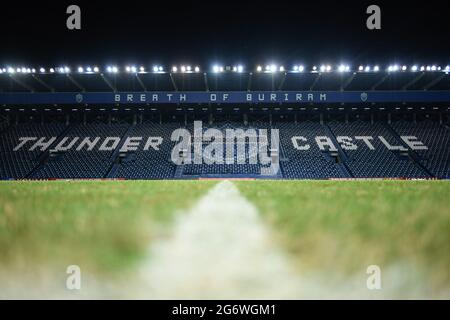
[0,180,449,298]
[237,180,450,293]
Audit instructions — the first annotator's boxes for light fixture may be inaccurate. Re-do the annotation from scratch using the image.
[78,67,84,73]
[256,65,262,72]
[172,66,178,72]
[338,64,348,72]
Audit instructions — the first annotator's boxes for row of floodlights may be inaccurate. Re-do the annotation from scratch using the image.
[1,64,449,74]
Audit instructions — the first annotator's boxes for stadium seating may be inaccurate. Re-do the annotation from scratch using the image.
[0,123,66,179]
[328,120,429,178]
[0,118,448,180]
[391,120,450,179]
[278,121,347,179]
[115,122,180,179]
[31,123,130,179]
[181,121,273,177]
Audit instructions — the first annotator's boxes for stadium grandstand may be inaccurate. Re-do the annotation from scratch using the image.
[1,63,449,180]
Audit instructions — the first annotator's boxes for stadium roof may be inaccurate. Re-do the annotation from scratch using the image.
[0,63,450,93]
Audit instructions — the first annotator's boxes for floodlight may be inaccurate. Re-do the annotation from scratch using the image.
[195,66,200,73]
[78,67,84,73]
[86,67,93,73]
[320,65,326,72]
[237,65,243,73]
[7,67,15,74]
[213,65,220,73]
[93,66,99,73]
[270,64,277,72]
[411,65,418,72]
[358,65,364,71]
[152,66,158,72]
[279,66,285,72]
[365,66,371,72]
[50,68,55,73]
[256,65,262,72]
[402,65,407,71]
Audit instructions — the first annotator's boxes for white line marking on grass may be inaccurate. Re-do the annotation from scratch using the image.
[137,180,301,299]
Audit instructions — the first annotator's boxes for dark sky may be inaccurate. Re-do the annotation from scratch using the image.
[1,0,449,67]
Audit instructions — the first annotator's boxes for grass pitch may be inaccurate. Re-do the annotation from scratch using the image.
[0,180,449,298]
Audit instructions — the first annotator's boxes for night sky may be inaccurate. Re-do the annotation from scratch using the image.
[1,0,449,67]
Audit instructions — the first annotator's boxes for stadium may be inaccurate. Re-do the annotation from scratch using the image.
[1,63,449,180]
[0,63,449,300]
[0,0,450,303]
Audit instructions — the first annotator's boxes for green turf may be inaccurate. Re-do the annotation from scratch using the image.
[0,180,215,273]
[0,180,449,295]
[237,180,450,291]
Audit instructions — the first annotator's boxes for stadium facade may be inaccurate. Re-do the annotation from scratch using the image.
[1,64,449,180]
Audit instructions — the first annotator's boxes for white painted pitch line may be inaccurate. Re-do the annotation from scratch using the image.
[136,180,302,299]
